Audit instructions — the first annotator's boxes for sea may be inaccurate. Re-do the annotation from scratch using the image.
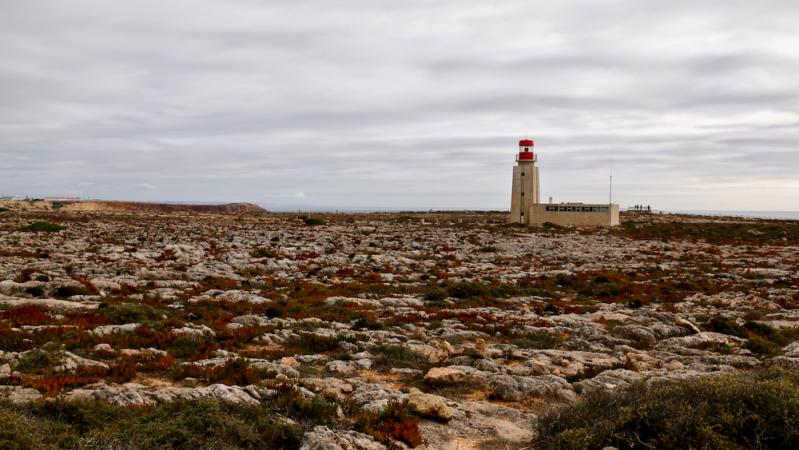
[266,206,799,221]
[667,211,799,221]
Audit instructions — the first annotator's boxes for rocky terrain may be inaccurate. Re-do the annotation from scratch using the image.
[0,208,797,449]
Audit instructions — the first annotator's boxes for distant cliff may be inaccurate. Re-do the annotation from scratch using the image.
[0,199,266,213]
[63,201,266,213]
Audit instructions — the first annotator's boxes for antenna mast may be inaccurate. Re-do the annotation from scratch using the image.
[608,150,614,205]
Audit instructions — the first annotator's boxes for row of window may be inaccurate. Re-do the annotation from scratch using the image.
[544,205,609,213]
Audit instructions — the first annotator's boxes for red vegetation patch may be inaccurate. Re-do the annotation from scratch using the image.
[355,400,423,448]
[0,305,50,325]
[172,358,262,385]
[6,365,109,397]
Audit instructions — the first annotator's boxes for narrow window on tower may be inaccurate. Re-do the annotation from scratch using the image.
[521,192,524,196]
[521,172,525,176]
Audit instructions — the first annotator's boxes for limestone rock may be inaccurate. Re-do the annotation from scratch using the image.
[327,360,358,375]
[0,385,43,403]
[782,341,799,358]
[300,426,387,450]
[655,332,746,352]
[407,388,453,421]
[91,323,140,337]
[58,382,262,407]
[424,367,466,385]
[489,374,575,402]
[572,369,645,394]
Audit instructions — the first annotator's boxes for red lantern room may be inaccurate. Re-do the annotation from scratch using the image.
[517,139,536,161]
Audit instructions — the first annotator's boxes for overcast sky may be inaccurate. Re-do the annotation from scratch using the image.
[1,1,798,211]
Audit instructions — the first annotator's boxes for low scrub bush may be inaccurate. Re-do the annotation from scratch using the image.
[17,221,65,232]
[166,334,217,359]
[302,217,326,226]
[172,358,263,385]
[423,281,519,303]
[411,373,489,400]
[703,315,799,356]
[615,221,799,245]
[271,387,340,426]
[15,349,61,375]
[536,368,799,449]
[99,303,165,324]
[510,330,563,349]
[0,398,304,449]
[373,345,430,371]
[422,286,448,302]
[282,333,355,355]
[446,282,495,299]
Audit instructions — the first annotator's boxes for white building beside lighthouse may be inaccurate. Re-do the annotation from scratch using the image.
[509,139,620,227]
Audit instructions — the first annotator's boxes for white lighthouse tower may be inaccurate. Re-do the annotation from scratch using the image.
[510,139,540,224]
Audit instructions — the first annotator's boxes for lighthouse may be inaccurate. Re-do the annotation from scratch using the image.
[510,139,540,224]
[508,138,620,226]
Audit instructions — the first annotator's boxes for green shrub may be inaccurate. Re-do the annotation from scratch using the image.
[0,409,34,450]
[446,282,492,299]
[26,400,124,434]
[167,334,215,359]
[704,316,799,356]
[282,333,354,355]
[743,322,799,356]
[271,388,340,425]
[705,316,747,337]
[511,331,563,349]
[745,335,779,356]
[173,358,263,385]
[0,398,304,449]
[615,221,799,245]
[99,303,165,324]
[422,286,448,302]
[303,217,326,226]
[536,368,799,450]
[17,221,65,232]
[413,373,489,399]
[373,345,429,370]
[16,349,61,374]
[113,399,302,449]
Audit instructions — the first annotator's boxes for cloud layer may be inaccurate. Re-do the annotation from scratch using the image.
[2,0,798,210]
